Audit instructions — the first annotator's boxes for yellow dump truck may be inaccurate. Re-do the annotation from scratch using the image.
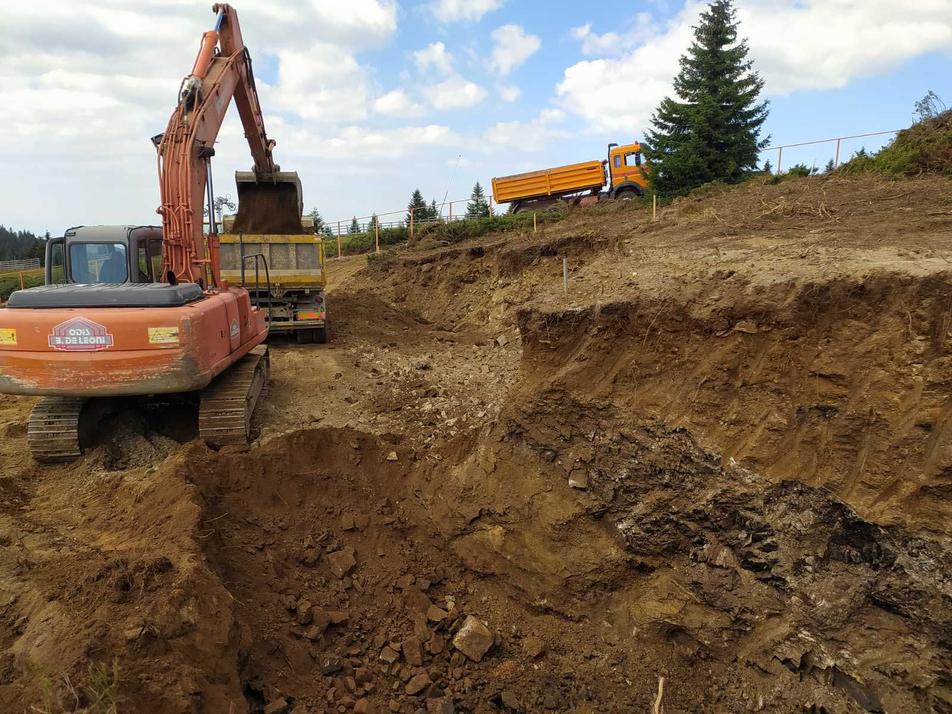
[492,141,648,213]
[220,216,328,343]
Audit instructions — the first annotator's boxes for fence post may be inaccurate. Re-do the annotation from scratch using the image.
[375,220,380,254]
[336,222,342,258]
[562,257,568,293]
[533,212,537,233]
[652,194,657,222]
[834,138,842,168]
[776,146,783,174]
[18,272,24,290]
[410,208,414,241]
[449,202,453,221]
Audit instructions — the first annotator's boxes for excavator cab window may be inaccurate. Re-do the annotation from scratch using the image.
[69,243,128,284]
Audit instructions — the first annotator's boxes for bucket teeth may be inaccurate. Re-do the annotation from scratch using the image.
[199,345,270,447]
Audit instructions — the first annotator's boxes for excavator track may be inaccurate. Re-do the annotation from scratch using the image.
[199,345,270,447]
[27,397,86,463]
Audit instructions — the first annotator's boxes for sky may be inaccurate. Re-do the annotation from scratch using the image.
[1,0,950,235]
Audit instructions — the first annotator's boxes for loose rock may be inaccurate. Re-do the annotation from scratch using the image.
[452,616,494,662]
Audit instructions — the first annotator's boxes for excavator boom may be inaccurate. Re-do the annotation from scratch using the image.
[156,3,303,287]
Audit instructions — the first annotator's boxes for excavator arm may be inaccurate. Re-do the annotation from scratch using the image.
[155,3,301,288]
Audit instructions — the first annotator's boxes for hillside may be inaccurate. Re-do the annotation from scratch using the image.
[0,171,948,713]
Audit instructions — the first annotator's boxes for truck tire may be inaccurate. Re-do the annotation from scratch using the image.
[512,202,530,214]
[296,328,315,345]
[315,324,328,344]
[615,187,641,200]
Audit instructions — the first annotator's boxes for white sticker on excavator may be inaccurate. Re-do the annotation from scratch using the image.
[48,317,114,351]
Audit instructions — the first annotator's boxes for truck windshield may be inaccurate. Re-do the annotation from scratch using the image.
[69,242,128,283]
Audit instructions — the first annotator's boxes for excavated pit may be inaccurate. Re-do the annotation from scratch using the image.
[0,174,949,712]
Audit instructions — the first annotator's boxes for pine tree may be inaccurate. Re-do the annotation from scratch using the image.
[308,208,326,234]
[323,225,334,238]
[349,217,359,234]
[761,159,773,174]
[367,214,379,233]
[824,159,836,174]
[407,189,429,224]
[645,0,768,197]
[429,200,440,221]
[466,182,490,219]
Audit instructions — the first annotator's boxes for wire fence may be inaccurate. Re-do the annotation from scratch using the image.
[323,197,496,258]
[317,127,904,257]
[0,257,40,275]
[760,129,901,174]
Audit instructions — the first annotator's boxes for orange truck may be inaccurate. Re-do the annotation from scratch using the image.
[491,141,648,213]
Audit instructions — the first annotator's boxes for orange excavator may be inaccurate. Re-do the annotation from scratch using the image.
[0,4,304,462]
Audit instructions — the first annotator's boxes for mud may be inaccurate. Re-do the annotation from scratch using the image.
[0,173,949,713]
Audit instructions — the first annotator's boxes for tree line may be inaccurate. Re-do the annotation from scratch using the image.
[0,226,47,264]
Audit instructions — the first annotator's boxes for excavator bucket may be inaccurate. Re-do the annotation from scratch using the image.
[232,171,306,234]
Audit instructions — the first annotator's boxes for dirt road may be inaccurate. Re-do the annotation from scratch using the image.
[0,173,949,713]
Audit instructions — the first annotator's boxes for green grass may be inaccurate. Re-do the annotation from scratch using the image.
[841,110,952,177]
[0,268,44,301]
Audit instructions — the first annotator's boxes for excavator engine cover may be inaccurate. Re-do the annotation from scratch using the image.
[233,170,306,234]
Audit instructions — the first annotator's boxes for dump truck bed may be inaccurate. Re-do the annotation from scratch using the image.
[219,233,326,288]
[491,160,606,204]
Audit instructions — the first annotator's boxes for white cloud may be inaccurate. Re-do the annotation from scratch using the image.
[489,24,541,76]
[570,13,655,57]
[413,42,454,76]
[323,125,458,159]
[498,85,521,102]
[263,44,371,123]
[373,89,425,118]
[559,0,952,133]
[428,76,488,110]
[429,0,504,23]
[482,108,568,152]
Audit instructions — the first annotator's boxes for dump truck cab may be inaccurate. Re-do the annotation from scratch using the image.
[45,226,165,285]
[607,142,648,199]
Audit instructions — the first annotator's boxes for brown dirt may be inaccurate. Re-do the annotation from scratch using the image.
[0,173,949,713]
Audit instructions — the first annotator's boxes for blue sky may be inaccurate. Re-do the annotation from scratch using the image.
[1,0,950,234]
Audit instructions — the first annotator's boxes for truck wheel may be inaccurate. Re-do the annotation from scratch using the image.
[512,203,529,214]
[615,188,640,201]
[315,325,328,344]
[296,328,315,345]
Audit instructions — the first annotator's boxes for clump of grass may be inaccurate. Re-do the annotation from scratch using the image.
[31,659,120,714]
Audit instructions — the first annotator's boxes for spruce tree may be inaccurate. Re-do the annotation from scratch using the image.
[645,0,768,197]
[407,189,428,224]
[466,182,490,219]
[308,208,326,234]
[349,217,359,234]
[429,200,440,221]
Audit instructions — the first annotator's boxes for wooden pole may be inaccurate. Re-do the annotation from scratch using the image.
[776,146,783,173]
[449,202,453,221]
[18,272,24,290]
[652,194,657,222]
[834,138,842,168]
[533,212,537,233]
[374,220,380,254]
[562,257,568,293]
[336,222,342,258]
[410,208,414,240]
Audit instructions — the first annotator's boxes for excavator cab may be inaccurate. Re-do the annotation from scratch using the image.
[46,226,165,285]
